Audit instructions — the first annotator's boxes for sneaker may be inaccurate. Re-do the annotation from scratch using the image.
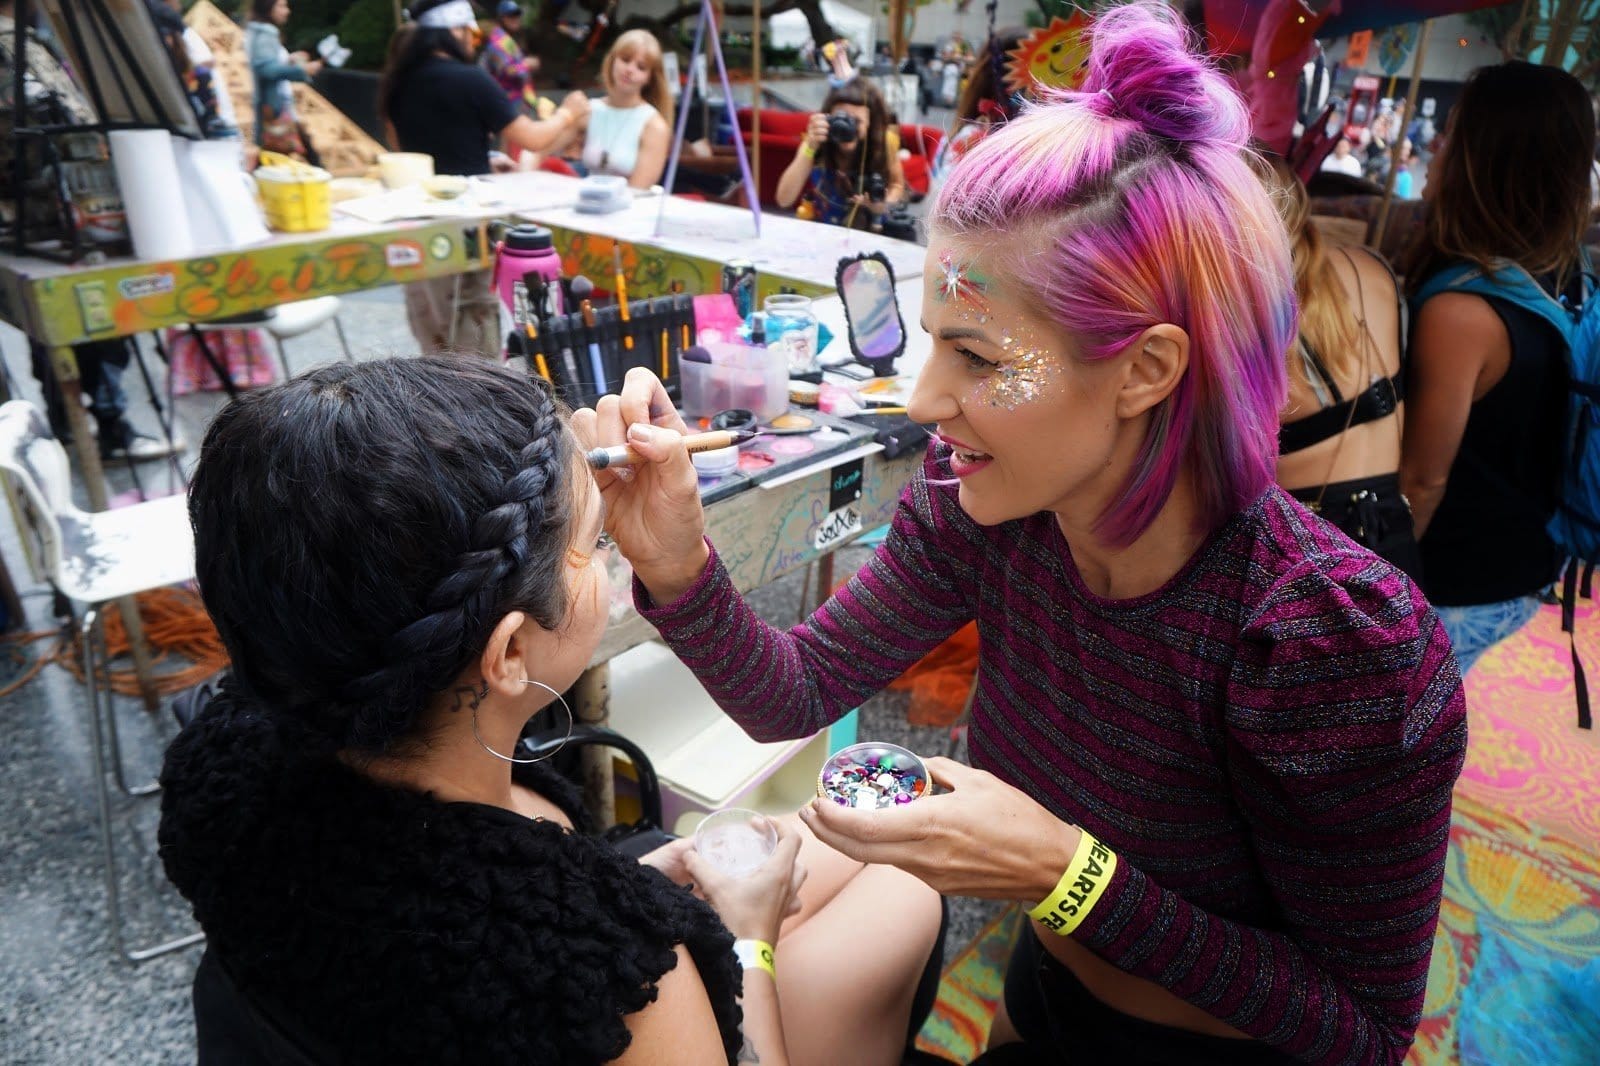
[101,432,186,463]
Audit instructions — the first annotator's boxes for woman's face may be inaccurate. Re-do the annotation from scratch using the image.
[832,103,870,145]
[907,240,1135,527]
[529,466,613,693]
[271,0,290,26]
[612,50,654,93]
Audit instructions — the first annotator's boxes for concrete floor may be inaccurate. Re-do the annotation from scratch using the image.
[0,284,999,1064]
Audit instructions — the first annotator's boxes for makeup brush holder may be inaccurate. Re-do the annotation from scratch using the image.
[681,342,788,421]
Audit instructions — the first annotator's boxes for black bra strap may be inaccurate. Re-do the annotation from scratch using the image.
[1279,371,1403,454]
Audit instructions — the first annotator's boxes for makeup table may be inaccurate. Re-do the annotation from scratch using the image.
[0,173,931,821]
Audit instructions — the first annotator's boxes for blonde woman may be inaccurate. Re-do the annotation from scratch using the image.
[581,29,672,189]
[1263,159,1418,578]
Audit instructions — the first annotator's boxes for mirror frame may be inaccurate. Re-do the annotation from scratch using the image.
[834,251,906,376]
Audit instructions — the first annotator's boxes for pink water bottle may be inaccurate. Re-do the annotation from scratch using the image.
[495,224,564,325]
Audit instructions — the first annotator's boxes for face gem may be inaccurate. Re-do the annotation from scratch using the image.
[980,327,1060,410]
[936,249,989,310]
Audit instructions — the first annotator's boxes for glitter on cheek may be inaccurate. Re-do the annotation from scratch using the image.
[980,328,1061,410]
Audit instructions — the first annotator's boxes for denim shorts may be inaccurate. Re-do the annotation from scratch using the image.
[1434,595,1543,677]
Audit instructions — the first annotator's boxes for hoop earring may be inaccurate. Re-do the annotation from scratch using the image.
[472,679,574,765]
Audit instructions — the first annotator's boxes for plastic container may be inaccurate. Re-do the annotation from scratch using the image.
[254,161,332,232]
[681,342,788,421]
[693,807,778,876]
[691,445,739,479]
[763,293,819,375]
[376,151,433,189]
[817,742,929,810]
[495,224,564,322]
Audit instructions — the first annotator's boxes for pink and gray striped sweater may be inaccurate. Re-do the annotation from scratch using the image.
[639,447,1466,1065]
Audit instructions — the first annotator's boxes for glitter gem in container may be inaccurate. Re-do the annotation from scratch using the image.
[817,742,929,809]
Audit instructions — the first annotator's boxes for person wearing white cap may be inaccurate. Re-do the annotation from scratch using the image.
[380,0,590,356]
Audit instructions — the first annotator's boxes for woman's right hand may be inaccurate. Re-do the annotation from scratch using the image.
[560,91,592,124]
[683,819,806,943]
[572,369,709,603]
[803,113,829,150]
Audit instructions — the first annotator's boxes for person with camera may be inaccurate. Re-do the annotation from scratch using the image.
[775,78,905,231]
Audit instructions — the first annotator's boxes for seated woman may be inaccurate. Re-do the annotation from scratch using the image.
[776,77,906,230]
[579,29,672,189]
[1262,158,1419,578]
[589,5,1465,1062]
[160,358,943,1065]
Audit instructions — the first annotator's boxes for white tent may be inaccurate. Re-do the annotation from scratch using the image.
[767,1,876,63]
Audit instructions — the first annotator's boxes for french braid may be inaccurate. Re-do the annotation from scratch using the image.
[330,388,570,750]
[190,357,578,755]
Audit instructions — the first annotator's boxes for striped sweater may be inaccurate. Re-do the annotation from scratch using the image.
[638,447,1467,1065]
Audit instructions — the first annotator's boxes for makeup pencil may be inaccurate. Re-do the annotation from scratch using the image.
[586,429,757,469]
[613,246,633,350]
[659,327,670,378]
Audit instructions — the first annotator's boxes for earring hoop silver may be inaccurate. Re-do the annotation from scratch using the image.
[472,679,574,764]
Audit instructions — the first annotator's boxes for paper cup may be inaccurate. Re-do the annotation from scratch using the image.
[693,808,778,877]
[818,742,929,810]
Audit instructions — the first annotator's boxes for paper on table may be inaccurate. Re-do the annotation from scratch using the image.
[334,182,505,224]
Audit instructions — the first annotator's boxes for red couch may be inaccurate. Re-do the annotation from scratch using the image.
[734,108,942,210]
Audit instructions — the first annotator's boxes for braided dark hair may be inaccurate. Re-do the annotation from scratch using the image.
[189,357,576,753]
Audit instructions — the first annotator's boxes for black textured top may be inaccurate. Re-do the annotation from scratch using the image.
[158,684,743,1065]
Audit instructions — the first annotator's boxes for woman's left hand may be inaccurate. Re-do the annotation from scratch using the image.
[638,837,696,887]
[797,757,1081,902]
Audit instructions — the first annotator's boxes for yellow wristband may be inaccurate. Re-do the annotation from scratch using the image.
[1028,830,1118,937]
[733,938,775,977]
[799,142,816,160]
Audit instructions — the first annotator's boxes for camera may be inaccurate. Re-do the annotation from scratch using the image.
[827,112,859,145]
[880,206,918,242]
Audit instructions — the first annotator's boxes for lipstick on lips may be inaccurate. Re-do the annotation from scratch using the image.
[936,434,994,477]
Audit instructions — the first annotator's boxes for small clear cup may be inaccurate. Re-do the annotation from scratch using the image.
[693,807,779,877]
[817,742,930,810]
[763,293,819,375]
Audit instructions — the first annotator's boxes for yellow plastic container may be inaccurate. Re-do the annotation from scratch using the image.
[254,154,332,232]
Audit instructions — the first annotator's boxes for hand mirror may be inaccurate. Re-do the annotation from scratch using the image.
[835,252,905,377]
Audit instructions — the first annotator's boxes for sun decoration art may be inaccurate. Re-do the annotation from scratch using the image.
[1004,13,1094,97]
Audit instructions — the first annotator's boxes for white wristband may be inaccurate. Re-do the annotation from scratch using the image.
[732,938,775,977]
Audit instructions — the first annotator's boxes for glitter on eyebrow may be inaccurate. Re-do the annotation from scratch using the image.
[935,249,990,309]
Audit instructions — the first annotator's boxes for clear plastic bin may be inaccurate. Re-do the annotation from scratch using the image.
[681,341,788,421]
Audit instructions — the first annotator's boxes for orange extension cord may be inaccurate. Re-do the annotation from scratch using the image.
[0,587,228,701]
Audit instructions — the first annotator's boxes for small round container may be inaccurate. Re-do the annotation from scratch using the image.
[692,445,739,478]
[708,408,757,436]
[818,742,930,810]
[693,807,778,876]
[789,380,820,407]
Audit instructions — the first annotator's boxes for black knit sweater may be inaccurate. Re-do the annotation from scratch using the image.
[158,686,744,1064]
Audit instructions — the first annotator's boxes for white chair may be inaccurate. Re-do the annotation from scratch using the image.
[191,295,354,385]
[0,400,202,962]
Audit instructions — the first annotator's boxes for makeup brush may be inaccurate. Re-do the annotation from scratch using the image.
[586,428,757,469]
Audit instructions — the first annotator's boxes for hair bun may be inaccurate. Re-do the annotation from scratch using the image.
[1078,2,1249,150]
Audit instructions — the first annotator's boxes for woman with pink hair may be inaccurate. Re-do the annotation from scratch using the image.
[588,4,1465,1062]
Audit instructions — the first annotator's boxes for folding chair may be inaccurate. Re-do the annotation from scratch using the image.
[0,400,201,961]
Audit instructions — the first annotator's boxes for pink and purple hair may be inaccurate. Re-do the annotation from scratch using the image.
[930,2,1295,545]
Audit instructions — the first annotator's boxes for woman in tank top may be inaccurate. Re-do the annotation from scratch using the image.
[1262,159,1419,578]
[580,30,672,189]
[1400,62,1594,675]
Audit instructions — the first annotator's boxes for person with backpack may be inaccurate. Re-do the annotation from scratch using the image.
[1400,61,1597,678]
